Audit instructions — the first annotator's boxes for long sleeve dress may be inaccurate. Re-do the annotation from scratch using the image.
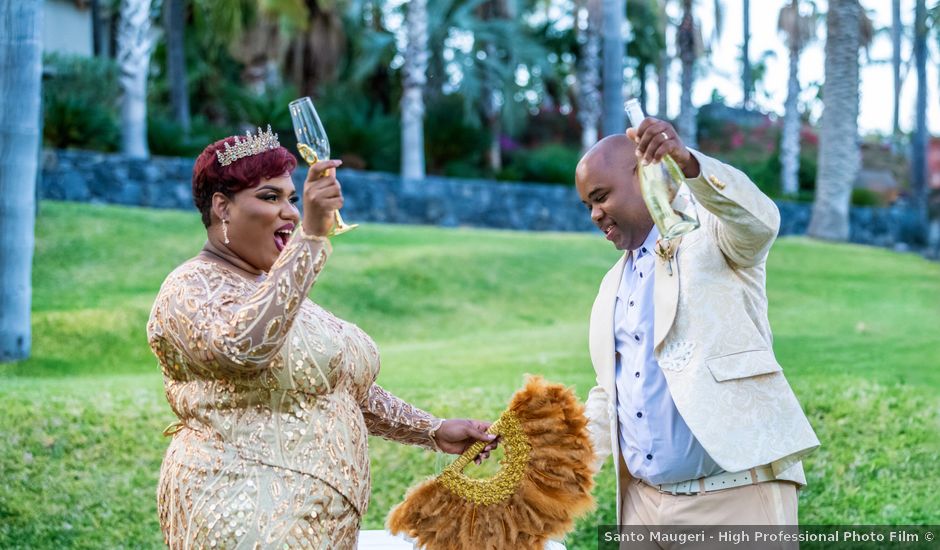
[146,229,442,549]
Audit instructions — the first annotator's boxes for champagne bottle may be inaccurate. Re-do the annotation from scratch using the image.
[624,99,700,239]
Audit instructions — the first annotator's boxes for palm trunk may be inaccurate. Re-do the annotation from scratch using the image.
[780,32,801,197]
[912,0,927,226]
[891,0,901,152]
[0,0,42,361]
[481,0,512,173]
[808,0,861,241]
[638,62,648,113]
[677,0,697,147]
[578,0,602,151]
[91,0,104,56]
[285,8,345,97]
[483,40,502,173]
[742,0,752,108]
[656,49,669,118]
[601,0,625,136]
[656,0,669,117]
[164,0,190,134]
[401,0,428,180]
[117,0,154,159]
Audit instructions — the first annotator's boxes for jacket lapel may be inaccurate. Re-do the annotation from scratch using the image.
[653,235,682,351]
[590,254,627,397]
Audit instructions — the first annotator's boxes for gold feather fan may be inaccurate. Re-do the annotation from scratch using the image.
[387,376,596,550]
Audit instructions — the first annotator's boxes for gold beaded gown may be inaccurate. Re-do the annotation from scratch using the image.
[147,230,442,549]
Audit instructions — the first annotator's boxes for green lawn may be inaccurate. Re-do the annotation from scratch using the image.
[1,201,939,549]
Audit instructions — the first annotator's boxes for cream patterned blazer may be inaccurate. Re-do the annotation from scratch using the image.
[583,151,820,520]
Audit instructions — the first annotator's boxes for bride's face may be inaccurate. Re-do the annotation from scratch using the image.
[220,173,300,272]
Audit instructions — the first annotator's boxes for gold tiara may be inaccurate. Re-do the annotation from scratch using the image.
[216,125,281,166]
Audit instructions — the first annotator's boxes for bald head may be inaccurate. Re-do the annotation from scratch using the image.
[574,134,653,251]
[576,134,638,191]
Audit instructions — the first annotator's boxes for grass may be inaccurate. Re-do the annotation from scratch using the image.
[1,201,939,549]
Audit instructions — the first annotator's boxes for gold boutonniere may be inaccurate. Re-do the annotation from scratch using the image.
[655,237,679,276]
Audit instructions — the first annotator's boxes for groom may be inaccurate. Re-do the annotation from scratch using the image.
[576,118,819,530]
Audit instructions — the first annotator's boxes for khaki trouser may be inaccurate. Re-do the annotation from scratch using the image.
[617,457,798,550]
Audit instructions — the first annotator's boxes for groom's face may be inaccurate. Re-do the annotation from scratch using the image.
[575,136,654,251]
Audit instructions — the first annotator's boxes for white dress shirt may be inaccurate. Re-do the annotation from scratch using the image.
[614,227,724,485]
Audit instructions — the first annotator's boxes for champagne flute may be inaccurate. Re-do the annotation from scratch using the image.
[289,97,358,236]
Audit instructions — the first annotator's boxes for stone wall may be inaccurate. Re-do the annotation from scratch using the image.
[40,149,929,251]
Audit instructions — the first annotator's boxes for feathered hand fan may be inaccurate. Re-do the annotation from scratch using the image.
[387,376,595,550]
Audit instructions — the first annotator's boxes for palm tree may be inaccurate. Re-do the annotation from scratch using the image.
[601,0,626,136]
[284,2,347,96]
[577,0,603,151]
[675,0,722,147]
[807,0,862,241]
[911,0,927,226]
[676,0,697,146]
[416,0,549,173]
[401,0,428,180]
[118,0,156,158]
[0,0,42,361]
[655,0,669,117]
[627,0,667,114]
[891,0,902,152]
[742,0,751,108]
[777,0,817,196]
[164,0,190,134]
[194,0,330,96]
[427,0,548,173]
[479,0,512,172]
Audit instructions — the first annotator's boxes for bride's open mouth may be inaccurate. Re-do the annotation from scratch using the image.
[274,224,294,251]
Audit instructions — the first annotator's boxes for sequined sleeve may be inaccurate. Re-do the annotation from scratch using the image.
[360,384,443,451]
[158,229,331,376]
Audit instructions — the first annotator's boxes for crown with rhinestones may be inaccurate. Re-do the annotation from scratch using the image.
[216,125,281,166]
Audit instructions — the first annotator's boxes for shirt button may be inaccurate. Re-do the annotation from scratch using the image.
[635,372,640,378]
[642,247,647,254]
[629,300,635,307]
[639,272,644,278]
[636,412,643,418]
[634,335,640,342]
[646,454,653,460]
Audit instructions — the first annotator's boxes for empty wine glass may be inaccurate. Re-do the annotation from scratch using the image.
[289,97,358,236]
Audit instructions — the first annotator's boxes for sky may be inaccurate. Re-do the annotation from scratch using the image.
[652,0,938,135]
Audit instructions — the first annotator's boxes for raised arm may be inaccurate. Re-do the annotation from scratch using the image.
[683,150,781,268]
[150,230,330,376]
[629,119,780,268]
[149,159,345,377]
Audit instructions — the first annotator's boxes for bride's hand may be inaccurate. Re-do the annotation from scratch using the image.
[433,419,499,463]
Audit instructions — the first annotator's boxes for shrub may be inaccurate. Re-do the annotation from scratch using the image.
[314,84,401,172]
[220,85,295,133]
[424,94,489,176]
[500,143,581,184]
[851,187,884,207]
[147,113,232,158]
[515,108,581,149]
[42,53,120,151]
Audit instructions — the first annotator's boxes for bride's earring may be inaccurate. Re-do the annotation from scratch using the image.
[222,219,230,244]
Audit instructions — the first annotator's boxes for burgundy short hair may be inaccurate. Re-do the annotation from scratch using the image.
[192,136,298,227]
